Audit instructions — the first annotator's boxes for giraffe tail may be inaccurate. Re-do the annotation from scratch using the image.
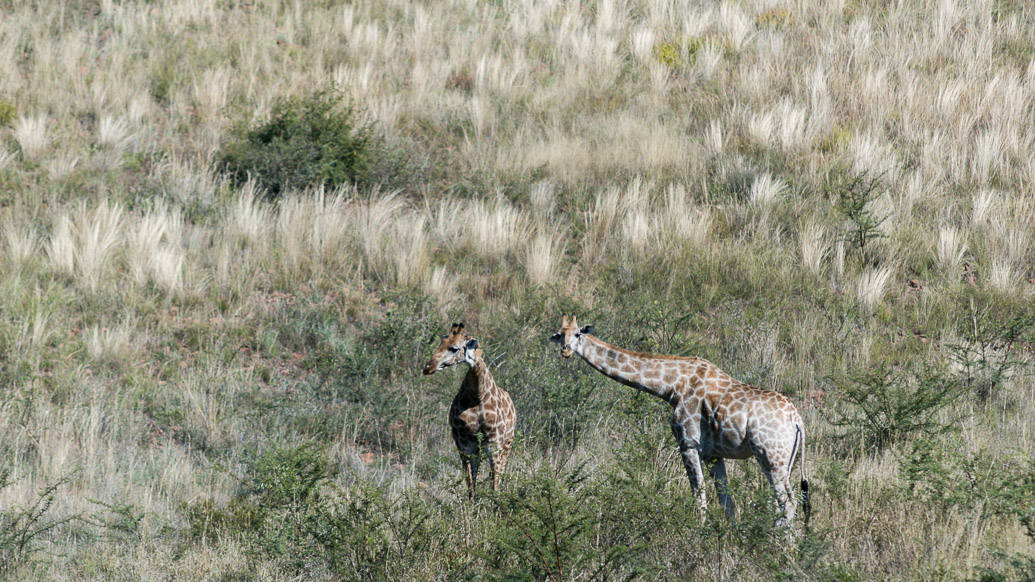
[795,424,811,527]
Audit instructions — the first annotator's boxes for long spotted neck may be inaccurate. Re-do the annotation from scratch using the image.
[462,353,494,398]
[575,335,673,401]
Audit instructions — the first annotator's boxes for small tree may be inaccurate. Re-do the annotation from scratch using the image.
[826,168,887,251]
[219,89,372,198]
[833,363,963,451]
[948,295,1035,403]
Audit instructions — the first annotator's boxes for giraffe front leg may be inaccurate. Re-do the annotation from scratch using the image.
[460,454,475,498]
[709,459,735,519]
[457,438,480,499]
[671,419,707,514]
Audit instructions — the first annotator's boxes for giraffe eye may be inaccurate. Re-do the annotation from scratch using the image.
[448,347,459,353]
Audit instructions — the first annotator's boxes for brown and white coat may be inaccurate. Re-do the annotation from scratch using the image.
[424,323,516,498]
[552,315,809,526]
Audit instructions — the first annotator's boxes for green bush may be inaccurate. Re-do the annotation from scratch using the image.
[0,98,15,127]
[311,484,455,580]
[0,469,78,577]
[832,362,963,451]
[218,89,373,198]
[948,292,1035,403]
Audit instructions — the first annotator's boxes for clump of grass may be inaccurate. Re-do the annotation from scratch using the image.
[0,98,15,127]
[218,90,373,199]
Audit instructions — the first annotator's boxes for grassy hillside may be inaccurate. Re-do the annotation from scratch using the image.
[1,0,1034,578]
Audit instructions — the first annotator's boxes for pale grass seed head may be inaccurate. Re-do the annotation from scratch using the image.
[98,115,134,152]
[631,27,654,63]
[659,184,710,246]
[127,205,183,288]
[622,210,652,256]
[391,214,429,288]
[799,222,828,275]
[46,152,80,180]
[276,196,308,274]
[14,115,48,159]
[936,225,968,269]
[705,119,724,155]
[308,190,350,260]
[430,197,465,249]
[3,219,38,269]
[84,319,138,366]
[971,131,1005,185]
[855,265,895,311]
[525,232,562,286]
[694,41,724,78]
[988,259,1016,293]
[425,265,456,311]
[17,307,52,354]
[851,132,899,180]
[833,239,846,279]
[48,213,76,276]
[75,200,124,293]
[529,180,556,216]
[0,147,14,170]
[717,3,752,51]
[464,197,526,259]
[357,191,406,265]
[228,185,269,243]
[750,172,785,205]
[150,245,185,294]
[775,99,809,151]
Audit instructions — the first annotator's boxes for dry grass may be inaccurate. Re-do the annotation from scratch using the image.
[1,0,1034,578]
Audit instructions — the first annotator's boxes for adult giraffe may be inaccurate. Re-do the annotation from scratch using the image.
[551,315,809,526]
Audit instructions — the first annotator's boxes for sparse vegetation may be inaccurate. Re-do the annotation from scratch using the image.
[0,0,1033,579]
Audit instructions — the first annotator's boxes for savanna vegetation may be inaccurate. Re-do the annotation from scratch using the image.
[0,0,1034,579]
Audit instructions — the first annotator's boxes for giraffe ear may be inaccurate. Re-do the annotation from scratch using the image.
[550,333,562,343]
[465,338,479,350]
[580,325,594,335]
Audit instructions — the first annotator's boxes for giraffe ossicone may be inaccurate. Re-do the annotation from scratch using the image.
[551,315,810,527]
[424,322,516,498]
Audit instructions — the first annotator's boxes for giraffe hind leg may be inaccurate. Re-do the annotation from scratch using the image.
[757,453,797,529]
[491,439,513,490]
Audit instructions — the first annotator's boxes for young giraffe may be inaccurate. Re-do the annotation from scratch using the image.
[551,316,810,526]
[423,323,516,498]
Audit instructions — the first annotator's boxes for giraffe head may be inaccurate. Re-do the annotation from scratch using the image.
[550,315,594,358]
[423,322,481,375]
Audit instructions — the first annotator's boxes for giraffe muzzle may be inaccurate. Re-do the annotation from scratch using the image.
[561,348,573,358]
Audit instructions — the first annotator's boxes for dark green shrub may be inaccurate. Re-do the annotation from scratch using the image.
[218,89,372,198]
[826,167,887,252]
[311,484,454,580]
[184,444,329,573]
[948,293,1035,403]
[245,443,328,507]
[832,363,963,451]
[484,465,654,580]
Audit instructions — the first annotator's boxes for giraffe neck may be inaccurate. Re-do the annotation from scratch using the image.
[575,335,674,401]
[462,355,495,399]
